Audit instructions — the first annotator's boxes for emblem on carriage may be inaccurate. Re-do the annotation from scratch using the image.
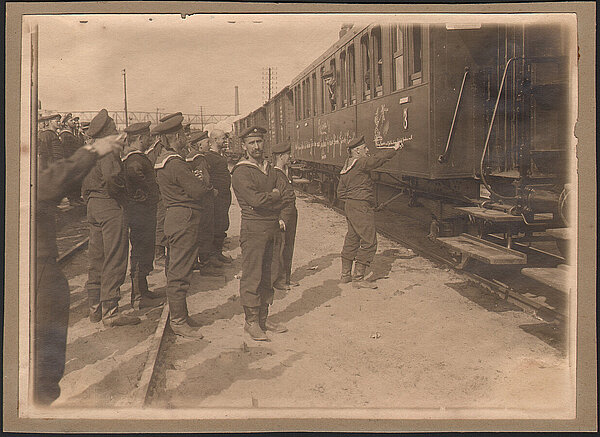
[374,104,389,145]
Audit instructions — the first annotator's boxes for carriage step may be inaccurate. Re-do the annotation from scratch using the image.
[546,227,574,241]
[455,206,524,223]
[521,264,574,294]
[438,233,527,268]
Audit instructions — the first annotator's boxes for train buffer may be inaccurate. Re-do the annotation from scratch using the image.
[437,233,527,269]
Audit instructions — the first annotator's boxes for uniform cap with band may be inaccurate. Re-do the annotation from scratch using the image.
[38,113,61,123]
[159,112,183,123]
[87,109,117,138]
[124,121,151,136]
[151,114,184,135]
[240,126,267,139]
[347,135,366,150]
[189,130,209,144]
[272,142,291,154]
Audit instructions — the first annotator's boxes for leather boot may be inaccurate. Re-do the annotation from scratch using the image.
[140,276,162,300]
[340,258,353,284]
[169,299,203,339]
[259,304,287,333]
[130,276,142,309]
[243,306,268,341]
[273,279,291,291]
[352,262,378,289]
[102,299,141,327]
[88,288,102,323]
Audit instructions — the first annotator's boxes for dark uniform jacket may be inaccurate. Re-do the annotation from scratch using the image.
[154,147,211,210]
[231,160,283,221]
[273,166,297,226]
[58,129,81,160]
[336,150,397,205]
[38,129,63,170]
[204,150,231,195]
[81,151,127,204]
[38,148,98,258]
[185,151,214,192]
[122,150,160,205]
[144,138,162,167]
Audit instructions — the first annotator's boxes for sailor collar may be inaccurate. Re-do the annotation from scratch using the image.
[154,152,184,169]
[274,166,292,183]
[185,152,205,162]
[340,158,358,175]
[145,139,160,155]
[58,129,73,136]
[234,159,271,175]
[121,149,145,161]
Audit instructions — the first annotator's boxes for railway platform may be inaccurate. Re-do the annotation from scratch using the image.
[53,194,573,416]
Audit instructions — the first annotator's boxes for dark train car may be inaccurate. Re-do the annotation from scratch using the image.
[286,21,573,229]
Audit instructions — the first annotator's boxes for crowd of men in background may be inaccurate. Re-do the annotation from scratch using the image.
[34,109,299,405]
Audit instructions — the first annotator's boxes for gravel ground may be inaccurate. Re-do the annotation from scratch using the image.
[147,195,574,418]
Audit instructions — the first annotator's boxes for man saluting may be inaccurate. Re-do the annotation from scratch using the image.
[231,126,288,341]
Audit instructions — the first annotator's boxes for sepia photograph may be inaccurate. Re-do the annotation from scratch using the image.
[4,1,597,433]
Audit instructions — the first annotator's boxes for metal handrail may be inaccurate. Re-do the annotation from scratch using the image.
[439,67,469,163]
[479,57,522,200]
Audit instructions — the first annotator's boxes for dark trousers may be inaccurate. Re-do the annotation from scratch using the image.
[239,219,282,308]
[126,202,157,277]
[341,199,377,266]
[34,256,69,405]
[212,191,231,254]
[277,211,297,283]
[164,206,201,325]
[155,196,167,248]
[86,197,128,312]
[197,197,215,261]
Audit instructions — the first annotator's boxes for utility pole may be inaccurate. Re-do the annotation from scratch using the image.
[122,69,128,127]
[261,66,278,103]
[200,106,204,130]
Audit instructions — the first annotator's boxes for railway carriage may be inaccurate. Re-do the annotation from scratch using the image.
[234,20,575,287]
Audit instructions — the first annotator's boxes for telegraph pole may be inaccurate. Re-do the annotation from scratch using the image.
[200,106,204,130]
[122,69,129,127]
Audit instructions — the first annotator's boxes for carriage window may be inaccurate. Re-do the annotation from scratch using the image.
[392,24,405,90]
[312,72,317,116]
[320,66,325,114]
[360,34,371,100]
[372,26,383,96]
[329,58,337,111]
[303,79,311,119]
[409,25,422,85]
[348,44,356,104]
[340,51,347,107]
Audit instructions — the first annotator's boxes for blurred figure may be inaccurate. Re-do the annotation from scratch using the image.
[81,109,140,327]
[37,113,62,170]
[34,134,123,405]
[59,113,85,206]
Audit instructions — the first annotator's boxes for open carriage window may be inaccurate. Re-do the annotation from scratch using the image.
[372,26,383,96]
[347,44,356,104]
[340,51,347,107]
[360,34,371,100]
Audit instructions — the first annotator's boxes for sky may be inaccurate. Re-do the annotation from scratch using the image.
[22,14,377,117]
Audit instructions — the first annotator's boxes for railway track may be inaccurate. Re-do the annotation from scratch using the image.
[293,185,567,324]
